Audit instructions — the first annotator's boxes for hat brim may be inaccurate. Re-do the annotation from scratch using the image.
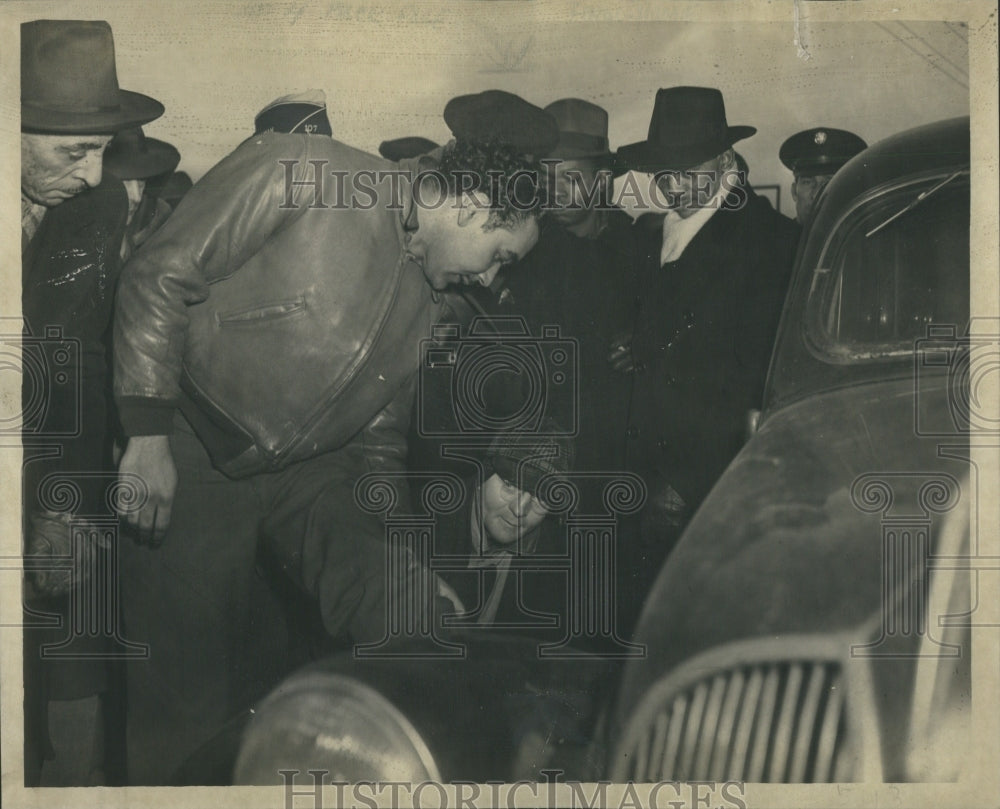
[104,138,181,180]
[786,156,856,177]
[617,125,757,172]
[544,131,611,161]
[378,137,440,162]
[546,146,613,162]
[21,89,164,134]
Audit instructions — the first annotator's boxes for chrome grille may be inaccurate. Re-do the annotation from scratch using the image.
[612,659,849,782]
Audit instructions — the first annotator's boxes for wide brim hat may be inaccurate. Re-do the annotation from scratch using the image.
[378,136,440,162]
[103,127,180,180]
[779,127,868,176]
[444,90,559,157]
[21,19,164,134]
[543,98,611,160]
[617,86,755,173]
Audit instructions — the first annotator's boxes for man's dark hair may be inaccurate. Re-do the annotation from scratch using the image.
[435,138,541,228]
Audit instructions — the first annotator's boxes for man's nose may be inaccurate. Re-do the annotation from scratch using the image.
[510,490,532,517]
[76,152,103,189]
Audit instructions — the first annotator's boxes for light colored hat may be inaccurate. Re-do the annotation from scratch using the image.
[254,90,332,136]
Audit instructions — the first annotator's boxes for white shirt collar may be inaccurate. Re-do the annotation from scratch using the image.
[659,180,729,265]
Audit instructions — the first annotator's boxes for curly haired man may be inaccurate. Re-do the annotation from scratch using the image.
[112,89,557,784]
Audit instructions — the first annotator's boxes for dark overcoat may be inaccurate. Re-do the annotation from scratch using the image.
[625,184,800,519]
[494,209,639,477]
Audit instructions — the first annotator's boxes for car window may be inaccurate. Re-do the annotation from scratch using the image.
[804,174,969,362]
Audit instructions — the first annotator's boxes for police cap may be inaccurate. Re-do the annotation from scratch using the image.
[779,127,867,176]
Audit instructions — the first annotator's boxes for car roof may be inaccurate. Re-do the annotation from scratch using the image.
[815,116,970,227]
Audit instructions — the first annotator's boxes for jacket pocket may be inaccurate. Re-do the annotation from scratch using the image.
[216,297,307,327]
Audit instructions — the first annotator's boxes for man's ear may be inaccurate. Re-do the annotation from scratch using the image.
[790,178,799,204]
[456,189,492,227]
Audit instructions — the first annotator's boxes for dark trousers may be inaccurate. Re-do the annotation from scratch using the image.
[121,415,418,784]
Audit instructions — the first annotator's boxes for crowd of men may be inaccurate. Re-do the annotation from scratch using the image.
[20,19,868,786]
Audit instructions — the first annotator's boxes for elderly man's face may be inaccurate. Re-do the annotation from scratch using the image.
[480,473,549,546]
[21,133,113,206]
[791,173,834,224]
[654,151,733,219]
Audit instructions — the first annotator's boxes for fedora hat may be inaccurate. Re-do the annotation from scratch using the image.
[103,127,181,180]
[617,86,756,172]
[443,89,558,156]
[22,20,164,134]
[543,98,611,160]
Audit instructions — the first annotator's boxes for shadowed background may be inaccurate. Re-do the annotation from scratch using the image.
[2,1,970,217]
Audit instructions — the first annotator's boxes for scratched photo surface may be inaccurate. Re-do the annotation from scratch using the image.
[2,2,997,808]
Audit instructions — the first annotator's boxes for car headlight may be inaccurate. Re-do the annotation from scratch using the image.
[233,670,441,784]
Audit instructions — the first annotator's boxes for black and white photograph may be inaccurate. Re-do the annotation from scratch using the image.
[2,1,998,807]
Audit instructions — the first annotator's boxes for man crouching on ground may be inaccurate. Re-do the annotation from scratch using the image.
[112,90,557,784]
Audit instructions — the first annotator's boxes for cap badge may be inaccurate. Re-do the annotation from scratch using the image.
[814,130,827,145]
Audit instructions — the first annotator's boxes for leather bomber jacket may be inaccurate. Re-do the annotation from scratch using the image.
[114,134,446,478]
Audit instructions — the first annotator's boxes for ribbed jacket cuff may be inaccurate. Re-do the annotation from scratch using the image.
[117,397,177,436]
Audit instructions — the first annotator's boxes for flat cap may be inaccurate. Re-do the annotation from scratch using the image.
[444,89,559,156]
[779,127,867,176]
[487,427,574,504]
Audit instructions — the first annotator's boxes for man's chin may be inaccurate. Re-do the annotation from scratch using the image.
[25,191,67,207]
[43,189,81,206]
[419,267,449,292]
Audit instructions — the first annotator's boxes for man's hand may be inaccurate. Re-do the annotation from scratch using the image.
[117,435,177,546]
[608,332,635,373]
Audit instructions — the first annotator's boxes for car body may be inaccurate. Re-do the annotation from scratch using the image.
[203,117,973,786]
[610,115,973,783]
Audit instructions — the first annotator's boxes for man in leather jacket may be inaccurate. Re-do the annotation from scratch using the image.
[111,90,557,784]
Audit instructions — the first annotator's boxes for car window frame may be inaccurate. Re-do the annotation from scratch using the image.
[801,168,971,366]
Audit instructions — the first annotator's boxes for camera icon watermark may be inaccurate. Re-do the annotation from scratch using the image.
[417,316,577,438]
[0,318,81,438]
[914,319,1000,436]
